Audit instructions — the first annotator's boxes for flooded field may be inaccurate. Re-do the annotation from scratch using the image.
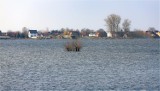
[0,39,159,90]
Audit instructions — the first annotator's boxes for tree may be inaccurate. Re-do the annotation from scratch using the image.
[63,28,70,35]
[22,27,28,38]
[0,30,1,35]
[104,14,121,32]
[51,30,62,36]
[81,28,94,37]
[42,30,50,37]
[147,27,156,32]
[96,29,107,37]
[128,29,147,38]
[122,19,131,32]
[7,30,15,38]
[60,28,65,33]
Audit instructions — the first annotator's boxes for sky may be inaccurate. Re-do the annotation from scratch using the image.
[0,0,159,32]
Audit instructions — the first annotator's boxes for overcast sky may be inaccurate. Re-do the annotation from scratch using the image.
[0,0,159,32]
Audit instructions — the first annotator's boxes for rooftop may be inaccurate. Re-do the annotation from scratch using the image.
[29,30,38,33]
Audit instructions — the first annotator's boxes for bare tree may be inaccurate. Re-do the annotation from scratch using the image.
[42,31,50,37]
[81,28,94,36]
[122,19,131,32]
[105,14,121,32]
[22,27,29,38]
[15,31,21,38]
[147,27,156,32]
[7,30,14,38]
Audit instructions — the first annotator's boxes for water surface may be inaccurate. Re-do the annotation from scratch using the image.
[0,39,159,90]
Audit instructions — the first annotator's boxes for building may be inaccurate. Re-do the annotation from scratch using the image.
[63,31,80,39]
[96,30,107,37]
[69,31,80,39]
[107,32,112,38]
[89,33,97,37]
[156,32,160,37]
[28,30,38,38]
[146,30,160,38]
[0,31,10,39]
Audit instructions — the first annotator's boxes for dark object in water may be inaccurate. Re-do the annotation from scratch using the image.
[65,40,81,52]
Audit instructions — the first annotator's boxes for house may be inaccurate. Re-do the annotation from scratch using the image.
[63,35,70,39]
[146,30,160,38]
[107,32,112,38]
[0,31,10,39]
[0,36,10,39]
[89,33,97,37]
[63,31,80,39]
[96,29,107,37]
[69,31,80,39]
[1,32,8,36]
[156,31,160,37]
[28,30,38,38]
[51,30,62,36]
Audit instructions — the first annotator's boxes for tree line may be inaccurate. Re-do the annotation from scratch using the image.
[104,14,159,38]
[105,14,131,33]
[0,27,107,39]
[0,13,159,38]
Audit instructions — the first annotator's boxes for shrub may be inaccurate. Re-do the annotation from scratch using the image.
[65,40,82,52]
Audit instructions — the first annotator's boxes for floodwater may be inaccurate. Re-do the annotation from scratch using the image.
[0,39,159,90]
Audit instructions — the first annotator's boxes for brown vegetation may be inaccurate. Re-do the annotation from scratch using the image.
[65,40,82,52]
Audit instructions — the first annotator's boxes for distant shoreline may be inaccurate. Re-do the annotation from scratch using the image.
[0,37,159,40]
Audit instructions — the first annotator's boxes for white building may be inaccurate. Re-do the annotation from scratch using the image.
[28,30,38,38]
[89,33,96,37]
[107,32,113,38]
